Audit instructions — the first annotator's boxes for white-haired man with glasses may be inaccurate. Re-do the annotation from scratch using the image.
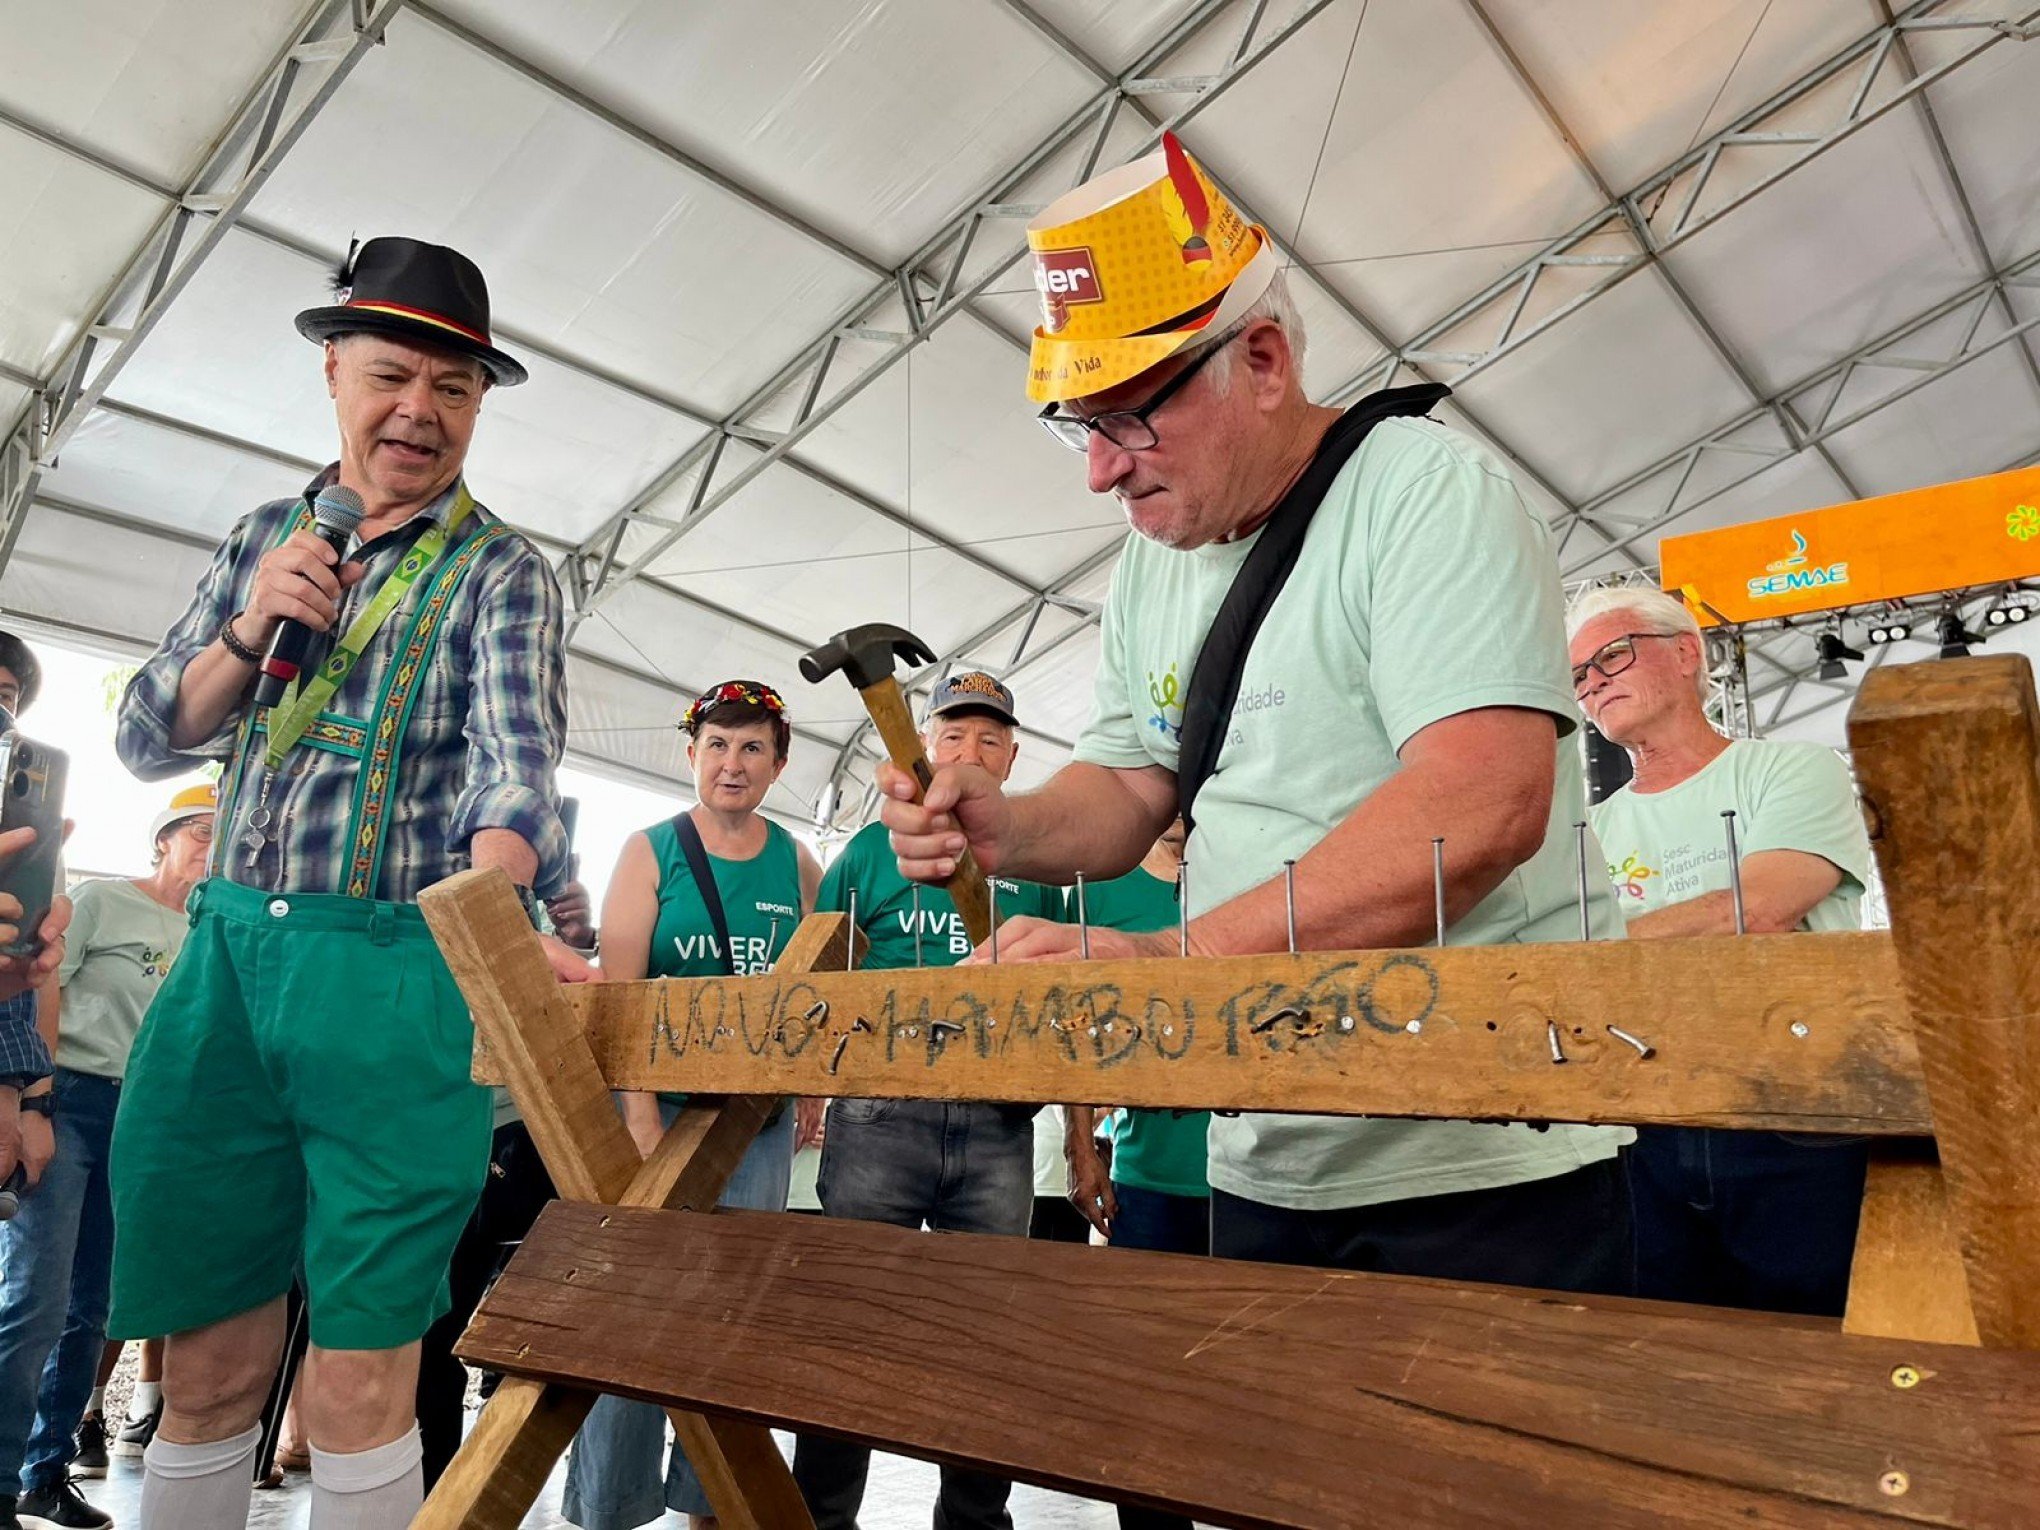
[879,134,1634,1309]
[1566,585,1872,1315]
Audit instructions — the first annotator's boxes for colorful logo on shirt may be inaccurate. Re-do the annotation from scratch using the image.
[140,944,173,979]
[1147,663,1184,742]
[1747,528,1848,600]
[1608,854,1656,901]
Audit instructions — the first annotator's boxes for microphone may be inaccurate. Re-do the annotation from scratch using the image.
[254,484,365,708]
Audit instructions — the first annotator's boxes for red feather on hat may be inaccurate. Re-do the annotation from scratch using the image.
[1162,132,1213,265]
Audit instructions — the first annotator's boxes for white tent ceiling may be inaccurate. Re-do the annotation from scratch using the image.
[3,0,2037,831]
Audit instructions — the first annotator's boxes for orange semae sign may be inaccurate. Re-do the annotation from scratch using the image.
[1659,465,2040,627]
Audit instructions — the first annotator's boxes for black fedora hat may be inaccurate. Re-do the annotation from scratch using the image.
[295,237,527,386]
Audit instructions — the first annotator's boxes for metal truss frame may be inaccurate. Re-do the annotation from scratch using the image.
[0,0,409,576]
[1362,0,2040,393]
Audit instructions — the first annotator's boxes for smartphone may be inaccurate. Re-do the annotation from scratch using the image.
[0,731,67,959]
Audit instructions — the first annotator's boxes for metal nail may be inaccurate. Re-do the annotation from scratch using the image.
[828,1035,851,1073]
[1284,859,1298,954]
[1075,871,1090,960]
[989,880,999,964]
[766,917,780,968]
[1339,1015,1357,1033]
[1405,1019,1422,1035]
[803,999,830,1025]
[1722,809,1746,935]
[911,886,923,968]
[1790,1021,1809,1039]
[846,888,859,971]
[929,1020,965,1038]
[906,1026,918,1038]
[1547,1021,1567,1064]
[1251,1005,1309,1035]
[1573,821,1592,942]
[1176,857,1190,957]
[1432,837,1447,947]
[1605,1024,1654,1059]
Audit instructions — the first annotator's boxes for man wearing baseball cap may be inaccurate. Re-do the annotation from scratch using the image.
[882,138,1631,1312]
[792,671,1063,1530]
[110,237,589,1529]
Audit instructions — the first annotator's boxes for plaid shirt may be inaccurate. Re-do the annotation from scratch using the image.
[0,991,49,1087]
[118,468,570,902]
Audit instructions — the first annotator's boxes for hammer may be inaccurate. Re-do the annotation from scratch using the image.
[800,623,993,946]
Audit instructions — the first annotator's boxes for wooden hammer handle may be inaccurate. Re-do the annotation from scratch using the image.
[857,678,994,947]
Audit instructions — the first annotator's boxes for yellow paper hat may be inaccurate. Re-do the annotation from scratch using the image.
[150,782,216,842]
[1025,133,1277,404]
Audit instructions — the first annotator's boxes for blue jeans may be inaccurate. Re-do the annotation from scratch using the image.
[0,1069,119,1498]
[1108,1183,1209,1257]
[1628,1127,1868,1316]
[793,1100,1034,1530]
[562,1106,795,1528]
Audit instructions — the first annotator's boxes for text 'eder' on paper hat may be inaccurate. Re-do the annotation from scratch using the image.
[926,671,1019,728]
[150,782,217,844]
[1024,132,1278,404]
[295,236,528,387]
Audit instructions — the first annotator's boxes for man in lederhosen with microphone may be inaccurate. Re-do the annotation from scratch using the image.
[109,237,595,1530]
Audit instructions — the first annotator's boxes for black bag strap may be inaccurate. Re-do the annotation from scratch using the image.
[1175,383,1450,834]
[671,812,738,977]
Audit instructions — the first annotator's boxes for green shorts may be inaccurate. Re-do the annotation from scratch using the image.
[109,878,492,1351]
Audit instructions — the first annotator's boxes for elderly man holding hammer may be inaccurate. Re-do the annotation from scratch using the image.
[790,666,1061,1530]
[880,137,1633,1300]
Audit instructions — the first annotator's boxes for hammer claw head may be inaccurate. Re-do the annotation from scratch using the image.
[800,623,938,690]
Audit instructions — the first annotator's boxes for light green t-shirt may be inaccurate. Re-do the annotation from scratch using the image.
[56,877,189,1080]
[1590,739,1868,932]
[1072,415,1629,1213]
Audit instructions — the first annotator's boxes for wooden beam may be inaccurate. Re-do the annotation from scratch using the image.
[1844,1145,1979,1347]
[474,931,1927,1134]
[1851,655,2040,1349]
[469,1203,2040,1529]
[420,883,835,1529]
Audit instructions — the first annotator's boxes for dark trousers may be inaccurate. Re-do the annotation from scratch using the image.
[417,1122,556,1489]
[1627,1127,1867,1317]
[1104,1183,1209,1530]
[1210,1156,1631,1296]
[794,1100,1033,1530]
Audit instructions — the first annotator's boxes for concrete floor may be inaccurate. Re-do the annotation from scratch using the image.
[74,1426,1129,1528]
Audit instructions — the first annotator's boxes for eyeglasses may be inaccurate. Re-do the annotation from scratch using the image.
[1036,333,1236,453]
[186,822,216,845]
[1571,632,1677,693]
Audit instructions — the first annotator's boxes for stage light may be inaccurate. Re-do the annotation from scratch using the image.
[1937,611,1984,659]
[1986,603,2031,627]
[1815,630,1864,681]
[1866,622,1911,645]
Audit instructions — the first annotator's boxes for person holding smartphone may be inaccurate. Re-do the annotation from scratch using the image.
[0,785,214,1530]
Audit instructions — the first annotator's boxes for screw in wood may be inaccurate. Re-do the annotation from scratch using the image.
[1890,1365,1921,1389]
[1547,1021,1567,1064]
[1075,871,1090,960]
[1790,1021,1810,1038]
[1339,1015,1357,1033]
[1405,1018,1423,1035]
[1284,859,1298,954]
[1879,1471,1909,1497]
[1606,1024,1655,1059]
[1722,809,1746,934]
[1432,837,1447,946]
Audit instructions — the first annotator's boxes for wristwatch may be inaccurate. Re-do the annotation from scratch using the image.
[18,1093,53,1118]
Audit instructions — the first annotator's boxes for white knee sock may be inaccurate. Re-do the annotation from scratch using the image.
[87,1385,106,1414]
[139,1425,259,1529]
[130,1379,162,1419]
[309,1426,424,1530]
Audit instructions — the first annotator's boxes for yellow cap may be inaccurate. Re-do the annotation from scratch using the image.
[151,782,217,842]
[1025,133,1278,404]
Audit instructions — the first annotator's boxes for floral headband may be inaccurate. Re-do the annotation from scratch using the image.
[682,679,788,733]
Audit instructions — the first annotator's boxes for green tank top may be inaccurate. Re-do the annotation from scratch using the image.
[644,816,803,978]
[1082,865,1211,1200]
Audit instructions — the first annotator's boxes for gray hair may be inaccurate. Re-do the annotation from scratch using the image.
[1196,268,1307,394]
[1566,585,1708,700]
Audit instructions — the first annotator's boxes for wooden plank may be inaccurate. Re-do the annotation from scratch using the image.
[421,867,640,1204]
[412,1377,598,1530]
[473,931,1929,1134]
[469,1203,2040,1530]
[1850,655,2040,1349]
[1844,1145,1980,1347]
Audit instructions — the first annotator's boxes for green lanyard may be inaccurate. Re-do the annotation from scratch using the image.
[263,485,476,770]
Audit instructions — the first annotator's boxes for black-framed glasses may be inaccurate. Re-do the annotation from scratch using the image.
[1037,333,1236,453]
[1572,632,1676,692]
